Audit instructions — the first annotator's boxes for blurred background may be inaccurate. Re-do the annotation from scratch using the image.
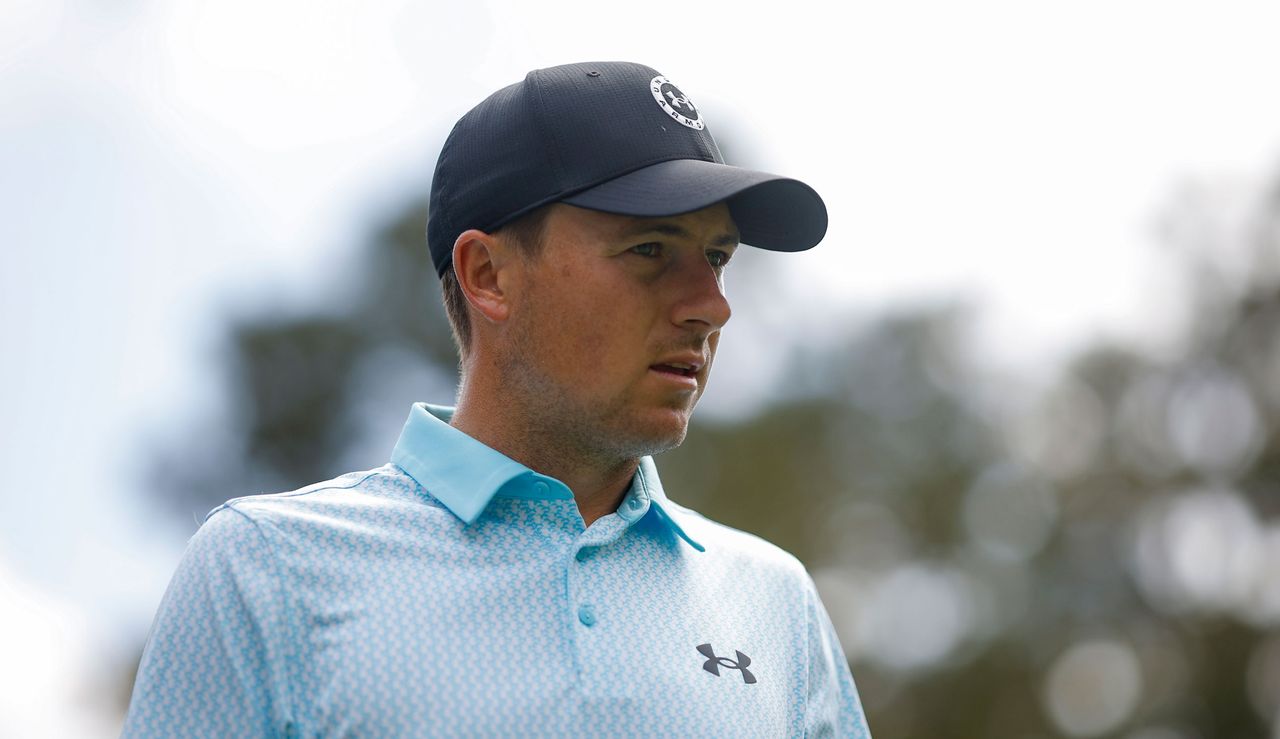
[4,0,1280,736]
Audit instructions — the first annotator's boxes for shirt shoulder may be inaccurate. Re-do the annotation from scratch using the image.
[207,463,447,533]
[663,499,812,581]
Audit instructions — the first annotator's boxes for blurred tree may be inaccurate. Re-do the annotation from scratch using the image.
[138,168,1280,738]
[145,197,455,520]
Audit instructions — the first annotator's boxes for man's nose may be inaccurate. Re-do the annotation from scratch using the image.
[672,258,732,331]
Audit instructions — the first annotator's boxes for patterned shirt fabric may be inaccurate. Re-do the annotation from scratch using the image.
[123,402,872,738]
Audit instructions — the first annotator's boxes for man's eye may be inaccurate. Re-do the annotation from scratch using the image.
[707,250,733,268]
[630,243,662,257]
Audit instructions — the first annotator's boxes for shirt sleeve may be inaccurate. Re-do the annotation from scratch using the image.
[803,572,873,738]
[121,504,296,738]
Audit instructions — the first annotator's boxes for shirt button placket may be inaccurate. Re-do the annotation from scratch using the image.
[572,541,600,630]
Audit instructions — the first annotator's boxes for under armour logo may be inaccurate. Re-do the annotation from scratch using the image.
[665,88,695,113]
[649,75,704,130]
[697,643,756,684]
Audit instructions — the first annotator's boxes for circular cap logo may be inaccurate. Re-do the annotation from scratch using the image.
[650,76,704,130]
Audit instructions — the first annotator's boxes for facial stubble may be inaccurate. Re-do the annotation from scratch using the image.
[499,298,699,469]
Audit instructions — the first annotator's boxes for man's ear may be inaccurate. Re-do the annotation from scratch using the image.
[452,229,515,324]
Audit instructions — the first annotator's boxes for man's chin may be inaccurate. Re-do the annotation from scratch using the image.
[612,408,692,458]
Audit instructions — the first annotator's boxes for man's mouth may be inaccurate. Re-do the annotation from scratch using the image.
[651,363,698,378]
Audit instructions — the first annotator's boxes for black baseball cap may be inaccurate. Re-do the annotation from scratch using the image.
[427,61,828,278]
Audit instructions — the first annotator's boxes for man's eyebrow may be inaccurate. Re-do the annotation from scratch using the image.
[620,222,741,247]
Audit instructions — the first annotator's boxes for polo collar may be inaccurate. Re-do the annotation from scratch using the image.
[390,402,704,552]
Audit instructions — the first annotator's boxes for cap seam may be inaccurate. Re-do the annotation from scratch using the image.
[528,69,568,192]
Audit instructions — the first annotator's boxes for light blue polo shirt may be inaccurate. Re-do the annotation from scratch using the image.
[123,402,871,737]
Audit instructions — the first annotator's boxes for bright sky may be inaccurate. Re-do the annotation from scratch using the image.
[4,0,1280,733]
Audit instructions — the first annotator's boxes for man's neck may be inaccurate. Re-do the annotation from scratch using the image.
[449,383,639,528]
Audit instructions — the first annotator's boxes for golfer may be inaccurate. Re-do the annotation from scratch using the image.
[123,61,872,738]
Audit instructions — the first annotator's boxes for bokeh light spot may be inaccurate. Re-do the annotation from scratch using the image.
[1165,365,1262,475]
[962,463,1058,562]
[856,563,975,673]
[1043,639,1143,737]
[1008,376,1106,480]
[1131,488,1262,616]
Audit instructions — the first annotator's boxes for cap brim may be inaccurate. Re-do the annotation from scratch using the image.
[561,159,827,252]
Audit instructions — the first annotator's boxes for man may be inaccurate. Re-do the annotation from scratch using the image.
[123,61,872,737]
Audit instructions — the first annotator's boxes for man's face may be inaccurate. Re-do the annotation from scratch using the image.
[500,201,738,461]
